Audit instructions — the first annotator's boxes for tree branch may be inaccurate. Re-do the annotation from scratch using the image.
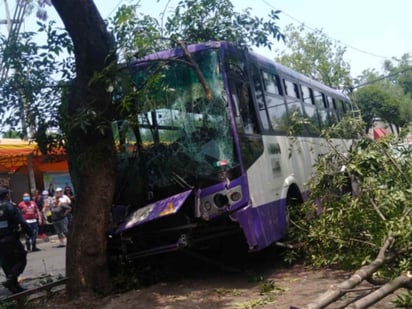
[369,198,386,221]
[177,40,212,101]
[305,235,394,309]
[347,274,412,309]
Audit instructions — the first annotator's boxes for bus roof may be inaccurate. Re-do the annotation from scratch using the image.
[247,50,349,100]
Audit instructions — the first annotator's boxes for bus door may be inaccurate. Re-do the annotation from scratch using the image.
[224,51,264,176]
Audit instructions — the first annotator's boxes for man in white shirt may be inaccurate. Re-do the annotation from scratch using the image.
[51,187,71,247]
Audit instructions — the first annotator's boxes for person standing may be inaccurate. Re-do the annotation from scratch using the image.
[41,190,53,224]
[64,185,75,226]
[33,189,49,241]
[17,192,42,252]
[0,187,33,293]
[51,187,71,247]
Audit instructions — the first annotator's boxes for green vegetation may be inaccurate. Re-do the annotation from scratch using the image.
[286,125,412,278]
[275,24,352,89]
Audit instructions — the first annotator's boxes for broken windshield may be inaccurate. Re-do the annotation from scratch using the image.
[115,49,239,197]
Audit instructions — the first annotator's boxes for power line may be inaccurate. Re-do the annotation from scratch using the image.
[352,67,412,89]
[107,0,125,18]
[260,0,391,60]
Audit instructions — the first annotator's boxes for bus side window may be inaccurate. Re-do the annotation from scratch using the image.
[283,79,296,97]
[229,78,259,135]
[252,68,270,132]
[327,96,339,125]
[260,71,287,132]
[262,71,282,95]
[239,81,259,134]
[283,79,304,117]
[335,98,345,119]
[301,86,320,136]
[301,85,312,104]
[313,90,327,130]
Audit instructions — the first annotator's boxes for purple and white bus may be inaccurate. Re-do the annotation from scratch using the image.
[110,41,353,260]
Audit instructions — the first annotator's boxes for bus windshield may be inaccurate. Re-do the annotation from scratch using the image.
[115,49,238,199]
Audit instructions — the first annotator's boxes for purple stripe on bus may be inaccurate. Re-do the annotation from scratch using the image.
[130,41,225,66]
[116,189,192,233]
[233,199,288,251]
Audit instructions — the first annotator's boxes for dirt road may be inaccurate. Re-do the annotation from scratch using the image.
[37,247,401,309]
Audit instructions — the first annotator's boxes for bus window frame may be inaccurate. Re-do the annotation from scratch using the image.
[300,84,321,136]
[280,76,305,121]
[257,67,289,135]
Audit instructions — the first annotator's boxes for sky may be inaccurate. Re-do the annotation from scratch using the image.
[2,0,412,78]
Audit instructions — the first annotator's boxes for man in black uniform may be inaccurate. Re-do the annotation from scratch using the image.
[0,186,33,293]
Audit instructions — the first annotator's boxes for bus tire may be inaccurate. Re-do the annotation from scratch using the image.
[285,184,304,232]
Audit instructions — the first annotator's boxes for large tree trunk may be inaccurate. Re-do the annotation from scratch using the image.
[51,0,117,297]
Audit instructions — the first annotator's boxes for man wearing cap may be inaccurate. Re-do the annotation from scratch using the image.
[0,187,33,293]
[51,187,71,247]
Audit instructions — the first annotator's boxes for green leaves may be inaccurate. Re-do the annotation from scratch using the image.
[0,20,73,149]
[108,4,163,62]
[165,1,283,49]
[288,131,412,275]
[275,24,351,90]
[354,55,412,132]
[109,0,283,57]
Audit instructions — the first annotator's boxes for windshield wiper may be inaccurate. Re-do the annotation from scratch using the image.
[171,171,194,189]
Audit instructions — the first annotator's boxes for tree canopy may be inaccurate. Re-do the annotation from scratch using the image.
[109,0,284,62]
[354,57,412,131]
[0,21,73,142]
[275,24,352,90]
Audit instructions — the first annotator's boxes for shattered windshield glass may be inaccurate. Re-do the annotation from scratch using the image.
[116,49,238,196]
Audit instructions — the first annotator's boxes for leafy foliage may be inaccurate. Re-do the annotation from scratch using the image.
[0,20,73,150]
[275,24,351,89]
[2,0,283,149]
[109,0,284,63]
[383,53,412,96]
[108,4,164,61]
[354,55,412,132]
[354,81,408,132]
[164,0,284,49]
[287,126,412,278]
[394,290,412,308]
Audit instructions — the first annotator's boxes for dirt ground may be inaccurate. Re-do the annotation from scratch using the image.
[98,266,400,309]
[37,248,402,309]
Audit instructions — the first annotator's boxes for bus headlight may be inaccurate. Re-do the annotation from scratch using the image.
[214,193,229,208]
[230,191,242,202]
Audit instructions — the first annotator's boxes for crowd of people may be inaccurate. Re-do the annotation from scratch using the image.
[0,184,74,294]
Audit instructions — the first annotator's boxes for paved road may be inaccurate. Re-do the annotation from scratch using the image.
[0,236,66,298]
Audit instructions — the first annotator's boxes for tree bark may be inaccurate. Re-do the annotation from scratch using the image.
[347,274,412,309]
[51,0,117,297]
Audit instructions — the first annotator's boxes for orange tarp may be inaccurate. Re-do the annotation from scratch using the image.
[0,139,37,171]
[34,159,68,172]
[0,143,38,156]
[0,139,67,172]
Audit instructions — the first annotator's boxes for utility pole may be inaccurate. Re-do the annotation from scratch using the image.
[0,0,27,81]
[0,1,36,192]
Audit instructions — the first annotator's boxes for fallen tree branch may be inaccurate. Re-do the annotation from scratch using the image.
[369,198,386,221]
[304,236,394,309]
[347,274,412,309]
